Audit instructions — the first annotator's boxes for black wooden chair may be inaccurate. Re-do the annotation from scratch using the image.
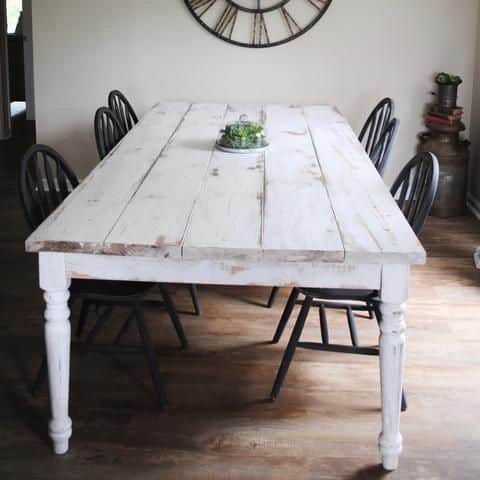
[267,287,281,309]
[94,106,126,160]
[19,144,80,226]
[20,144,187,407]
[108,90,138,133]
[370,118,399,176]
[359,98,395,159]
[270,152,440,408]
[94,103,202,317]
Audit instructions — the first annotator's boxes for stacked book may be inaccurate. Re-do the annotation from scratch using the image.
[425,105,463,126]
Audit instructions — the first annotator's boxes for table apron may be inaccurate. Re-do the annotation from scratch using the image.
[61,253,382,290]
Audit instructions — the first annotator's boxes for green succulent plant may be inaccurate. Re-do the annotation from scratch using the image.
[435,72,463,86]
[219,121,267,149]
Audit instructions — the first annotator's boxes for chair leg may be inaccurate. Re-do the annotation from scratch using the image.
[188,284,202,316]
[158,285,188,349]
[346,306,360,347]
[401,387,408,412]
[270,295,313,401]
[135,305,167,408]
[75,300,91,338]
[114,310,136,345]
[367,301,376,320]
[85,306,114,345]
[267,287,280,309]
[31,355,48,396]
[272,288,300,344]
[319,304,330,344]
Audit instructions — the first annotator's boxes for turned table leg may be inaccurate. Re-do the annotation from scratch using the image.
[378,265,409,471]
[39,253,72,455]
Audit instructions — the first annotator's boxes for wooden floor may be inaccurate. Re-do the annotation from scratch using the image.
[1,140,480,478]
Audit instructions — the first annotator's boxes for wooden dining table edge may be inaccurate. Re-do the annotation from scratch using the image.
[26,241,427,267]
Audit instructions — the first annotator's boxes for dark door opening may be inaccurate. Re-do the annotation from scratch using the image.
[0,0,35,169]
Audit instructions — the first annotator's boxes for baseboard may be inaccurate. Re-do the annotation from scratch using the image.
[467,193,480,221]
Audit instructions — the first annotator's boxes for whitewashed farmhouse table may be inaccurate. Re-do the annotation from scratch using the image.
[26,102,425,470]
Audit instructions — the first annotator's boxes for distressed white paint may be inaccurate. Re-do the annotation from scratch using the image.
[304,107,426,264]
[64,253,382,290]
[39,252,72,455]
[105,103,229,258]
[183,105,266,261]
[26,103,426,265]
[262,104,344,262]
[27,102,191,253]
[29,103,425,470]
[378,264,409,471]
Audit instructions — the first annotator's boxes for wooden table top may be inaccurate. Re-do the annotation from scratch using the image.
[26,102,425,265]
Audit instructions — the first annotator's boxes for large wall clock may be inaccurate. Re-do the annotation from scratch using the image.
[184,0,333,48]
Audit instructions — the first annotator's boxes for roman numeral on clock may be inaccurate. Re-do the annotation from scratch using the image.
[252,13,270,46]
[306,0,328,11]
[190,0,217,18]
[281,7,301,36]
[215,4,238,39]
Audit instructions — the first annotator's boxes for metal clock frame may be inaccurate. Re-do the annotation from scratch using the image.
[184,0,334,49]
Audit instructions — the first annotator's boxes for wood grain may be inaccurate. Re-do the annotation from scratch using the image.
[183,105,266,261]
[105,103,229,258]
[262,104,344,262]
[25,102,192,254]
[304,106,426,265]
[25,102,425,266]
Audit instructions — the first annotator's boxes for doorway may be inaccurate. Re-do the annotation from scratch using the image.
[0,0,35,171]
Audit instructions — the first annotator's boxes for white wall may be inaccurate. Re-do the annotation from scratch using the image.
[32,0,479,181]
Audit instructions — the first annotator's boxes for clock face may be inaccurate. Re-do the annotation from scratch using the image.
[185,0,333,48]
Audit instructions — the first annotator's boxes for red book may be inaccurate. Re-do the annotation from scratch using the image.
[425,114,460,126]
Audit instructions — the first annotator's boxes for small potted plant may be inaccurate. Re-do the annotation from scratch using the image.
[435,72,463,109]
[216,115,269,153]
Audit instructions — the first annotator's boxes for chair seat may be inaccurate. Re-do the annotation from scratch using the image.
[71,279,154,301]
[299,288,378,302]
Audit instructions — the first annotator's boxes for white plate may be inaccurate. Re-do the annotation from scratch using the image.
[215,142,270,154]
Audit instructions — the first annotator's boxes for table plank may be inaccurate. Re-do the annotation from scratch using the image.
[103,103,229,258]
[304,106,426,264]
[300,104,346,125]
[26,102,191,253]
[183,105,266,260]
[262,105,344,262]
